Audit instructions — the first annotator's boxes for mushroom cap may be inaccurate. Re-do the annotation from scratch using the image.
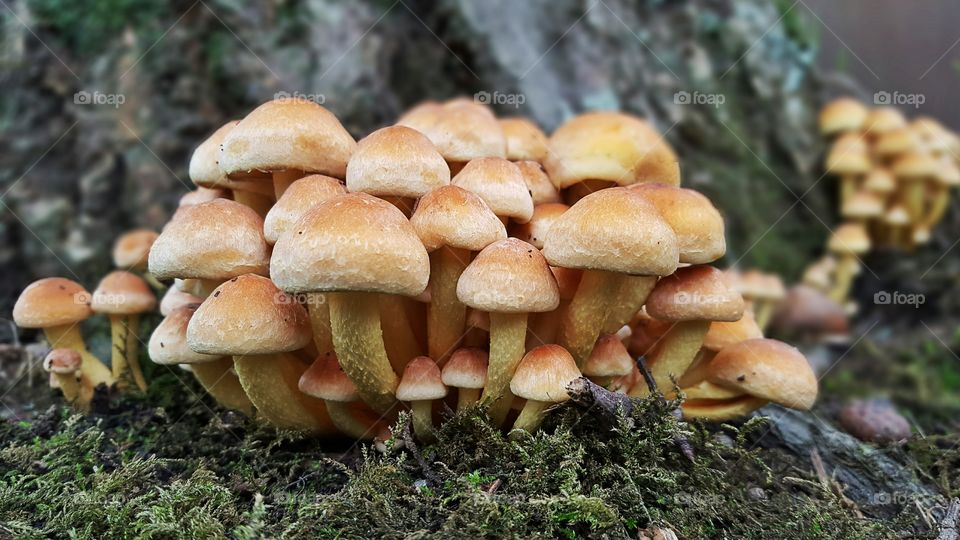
[346,125,450,198]
[112,229,158,270]
[500,118,549,162]
[189,121,240,188]
[298,352,358,402]
[148,199,270,281]
[912,225,931,245]
[516,160,561,204]
[864,106,908,134]
[179,187,228,207]
[543,187,679,276]
[893,152,940,178]
[873,128,920,157]
[510,344,581,402]
[271,193,429,296]
[702,311,763,352]
[770,285,849,337]
[410,185,506,252]
[935,158,960,186]
[159,285,202,317]
[149,305,222,365]
[802,258,834,291]
[397,99,506,162]
[825,134,870,175]
[219,98,357,179]
[708,338,818,410]
[43,348,82,374]
[187,274,311,356]
[884,205,911,226]
[13,278,93,328]
[451,157,534,222]
[91,271,156,315]
[841,191,884,220]
[863,168,896,193]
[263,174,346,244]
[827,223,870,255]
[395,356,447,401]
[583,334,634,378]
[630,183,726,264]
[509,203,569,249]
[818,98,868,135]
[542,112,680,189]
[441,348,488,389]
[645,266,745,322]
[457,238,560,313]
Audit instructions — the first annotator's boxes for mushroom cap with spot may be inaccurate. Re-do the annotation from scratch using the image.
[457,238,560,313]
[510,344,581,402]
[818,98,868,135]
[263,174,346,244]
[189,121,240,188]
[825,134,870,175]
[893,152,940,178]
[219,99,357,179]
[863,168,896,194]
[841,191,884,220]
[13,278,94,329]
[499,118,548,162]
[827,223,870,255]
[542,112,680,189]
[179,187,228,207]
[187,274,312,356]
[397,99,506,162]
[346,125,450,198]
[159,286,202,317]
[510,203,568,249]
[516,160,561,204]
[708,338,818,410]
[542,187,679,276]
[452,157,534,222]
[645,266,745,322]
[112,229,158,271]
[91,271,156,315]
[149,199,270,280]
[149,305,222,365]
[43,348,82,374]
[410,185,506,252]
[873,128,920,157]
[395,356,447,401]
[271,193,429,296]
[298,352,358,402]
[702,311,763,352]
[864,107,908,135]
[583,334,634,378]
[441,348,488,389]
[630,183,726,264]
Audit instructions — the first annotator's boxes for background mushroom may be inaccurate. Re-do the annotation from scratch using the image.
[299,352,383,440]
[441,347,488,410]
[395,356,447,441]
[509,345,581,433]
[43,349,84,408]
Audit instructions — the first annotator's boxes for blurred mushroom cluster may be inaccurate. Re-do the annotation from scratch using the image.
[14,97,819,438]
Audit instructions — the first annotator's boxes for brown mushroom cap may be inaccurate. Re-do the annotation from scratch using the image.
[509,203,569,249]
[395,356,447,401]
[149,304,221,365]
[630,183,726,264]
[516,160,561,204]
[708,338,818,410]
[457,238,560,313]
[13,278,93,328]
[583,334,634,378]
[827,223,870,255]
[451,157,534,222]
[825,134,870,175]
[112,229,158,271]
[91,271,156,315]
[702,311,763,352]
[770,285,849,337]
[645,266,744,322]
[346,125,450,198]
[263,174,346,244]
[43,348,82,374]
[410,185,506,252]
[441,348,488,389]
[271,193,430,296]
[864,107,908,135]
[298,352,358,402]
[187,274,311,356]
[500,118,549,162]
[397,99,506,162]
[510,344,581,402]
[148,199,270,280]
[818,98,868,135]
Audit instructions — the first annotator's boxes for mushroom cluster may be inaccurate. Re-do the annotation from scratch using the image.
[15,97,819,435]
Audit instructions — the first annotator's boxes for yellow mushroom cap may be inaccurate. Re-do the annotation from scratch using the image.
[583,334,634,378]
[827,223,871,255]
[452,157,534,222]
[346,125,450,199]
[934,158,960,187]
[864,106,908,135]
[112,229,158,271]
[708,338,818,410]
[397,99,506,162]
[630,183,726,264]
[13,277,93,329]
[825,133,870,175]
[441,348,488,389]
[862,168,896,194]
[91,271,156,315]
[509,203,569,249]
[516,160,561,205]
[298,352,358,402]
[892,152,939,178]
[884,205,911,226]
[841,191,884,220]
[395,356,447,401]
[818,97,868,135]
[499,118,549,162]
[148,305,221,365]
[645,266,745,322]
[410,185,506,252]
[873,128,920,157]
[702,311,763,352]
[510,344,581,403]
[43,348,82,374]
[263,175,346,244]
[458,238,560,313]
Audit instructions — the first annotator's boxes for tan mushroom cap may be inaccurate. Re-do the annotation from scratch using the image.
[935,158,960,187]
[510,203,569,249]
[149,305,221,365]
[452,157,534,222]
[645,266,745,322]
[187,274,312,356]
[457,238,560,313]
[271,193,429,296]
[91,271,156,315]
[148,199,270,280]
[298,352,358,402]
[702,311,763,352]
[863,168,896,194]
[44,348,82,374]
[827,223,870,255]
[825,134,870,175]
[219,98,357,179]
[500,118,549,162]
[630,183,726,264]
[735,270,770,300]
[179,187,228,207]
[159,286,202,317]
[708,338,818,410]
[189,121,240,188]
[884,205,910,226]
[395,356,447,401]
[864,106,908,135]
[543,112,680,189]
[516,160,561,204]
[13,278,94,328]
[510,344,581,402]
[583,334,634,378]
[397,99,506,162]
[818,98,868,135]
[873,128,920,157]
[841,191,884,220]
[410,185,506,252]
[543,187,679,276]
[263,174,346,244]
[113,229,158,271]
[893,152,940,178]
[441,348,488,389]
[770,285,848,337]
[346,125,450,198]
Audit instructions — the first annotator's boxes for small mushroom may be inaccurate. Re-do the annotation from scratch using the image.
[826,223,870,303]
[91,271,156,391]
[515,161,561,205]
[397,98,506,171]
[396,356,447,441]
[440,348,488,410]
[510,345,581,433]
[818,97,867,136]
[43,349,84,407]
[299,352,384,440]
[499,118,548,163]
[452,157,534,226]
[824,133,870,207]
[189,121,274,216]
[112,229,162,289]
[582,334,634,389]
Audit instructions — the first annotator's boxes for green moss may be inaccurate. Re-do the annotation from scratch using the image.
[26,0,166,55]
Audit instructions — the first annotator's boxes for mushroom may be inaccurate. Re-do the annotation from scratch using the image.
[396,356,447,441]
[678,310,763,388]
[299,352,383,440]
[271,193,430,414]
[892,151,939,223]
[826,223,870,303]
[509,203,568,250]
[768,285,849,345]
[526,266,582,349]
[451,157,534,226]
[13,278,113,387]
[91,271,156,391]
[841,191,884,225]
[509,344,581,433]
[499,118,548,163]
[873,128,920,163]
[924,157,960,227]
[516,160,561,205]
[862,168,896,199]
[263,174,346,245]
[440,348,488,410]
[189,121,275,216]
[396,98,506,171]
[582,334,634,389]
[411,185,506,363]
[882,204,911,249]
[734,270,785,331]
[112,229,161,289]
[178,187,228,207]
[159,285,202,316]
[825,133,871,206]
[863,107,908,140]
[457,238,559,424]
[801,256,836,294]
[43,349,84,407]
[818,97,867,136]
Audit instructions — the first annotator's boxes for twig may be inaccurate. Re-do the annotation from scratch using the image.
[638,357,695,462]
[401,417,441,487]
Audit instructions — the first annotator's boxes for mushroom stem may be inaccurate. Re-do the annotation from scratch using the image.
[325,401,379,440]
[839,175,858,208]
[753,302,774,331]
[123,314,148,391]
[525,305,564,349]
[512,399,549,433]
[379,295,423,374]
[52,372,82,405]
[559,269,623,368]
[191,279,223,299]
[272,169,301,199]
[190,358,255,416]
[483,311,528,425]
[925,184,951,226]
[233,352,333,432]
[143,273,166,291]
[231,190,273,218]
[601,275,658,334]
[903,180,927,223]
[328,291,399,414]
[829,255,859,303]
[410,400,435,441]
[677,349,713,387]
[633,320,710,398]
[681,381,743,400]
[681,396,768,421]
[456,387,481,411]
[427,246,469,364]
[43,324,112,387]
[307,293,334,355]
